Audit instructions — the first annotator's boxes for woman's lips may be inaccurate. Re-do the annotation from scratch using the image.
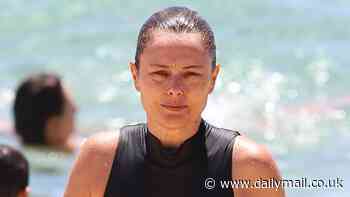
[160,104,188,112]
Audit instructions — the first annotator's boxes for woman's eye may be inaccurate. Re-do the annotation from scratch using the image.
[185,72,201,78]
[153,71,168,76]
[150,71,169,80]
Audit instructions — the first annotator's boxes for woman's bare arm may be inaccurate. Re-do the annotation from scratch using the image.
[64,131,119,197]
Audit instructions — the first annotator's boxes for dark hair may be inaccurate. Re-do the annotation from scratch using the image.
[135,6,216,69]
[0,145,29,197]
[13,73,65,145]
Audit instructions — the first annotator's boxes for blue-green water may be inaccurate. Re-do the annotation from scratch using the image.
[0,0,349,196]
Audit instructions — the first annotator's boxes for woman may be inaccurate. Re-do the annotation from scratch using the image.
[65,6,285,197]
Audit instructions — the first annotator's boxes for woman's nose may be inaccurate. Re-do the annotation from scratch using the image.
[167,87,184,96]
[166,77,184,96]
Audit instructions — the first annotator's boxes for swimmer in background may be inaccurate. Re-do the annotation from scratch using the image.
[13,73,78,152]
[0,144,30,197]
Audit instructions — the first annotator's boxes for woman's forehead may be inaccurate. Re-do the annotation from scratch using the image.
[147,30,205,49]
[140,31,211,66]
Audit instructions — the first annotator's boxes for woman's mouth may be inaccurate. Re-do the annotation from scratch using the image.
[160,104,188,112]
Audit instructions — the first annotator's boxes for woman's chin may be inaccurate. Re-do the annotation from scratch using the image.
[157,116,192,129]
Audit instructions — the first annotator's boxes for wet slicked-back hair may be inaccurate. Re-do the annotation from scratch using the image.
[13,73,65,145]
[135,6,216,69]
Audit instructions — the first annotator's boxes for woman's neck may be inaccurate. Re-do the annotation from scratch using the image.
[146,118,202,148]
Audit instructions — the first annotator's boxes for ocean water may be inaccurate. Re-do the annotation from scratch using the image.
[0,0,349,196]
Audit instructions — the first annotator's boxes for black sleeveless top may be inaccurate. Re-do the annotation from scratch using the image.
[104,119,240,197]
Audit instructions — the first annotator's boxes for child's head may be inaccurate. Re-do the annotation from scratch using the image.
[0,144,29,197]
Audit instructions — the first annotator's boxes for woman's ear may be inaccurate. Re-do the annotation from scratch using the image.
[209,64,220,94]
[129,62,140,92]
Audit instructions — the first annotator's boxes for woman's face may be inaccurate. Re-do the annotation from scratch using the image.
[45,87,76,147]
[57,89,76,143]
[131,30,220,129]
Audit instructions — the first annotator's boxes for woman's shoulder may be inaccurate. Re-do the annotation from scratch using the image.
[64,130,120,196]
[79,130,120,160]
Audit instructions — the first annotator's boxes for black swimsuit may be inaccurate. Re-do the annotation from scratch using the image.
[104,119,240,197]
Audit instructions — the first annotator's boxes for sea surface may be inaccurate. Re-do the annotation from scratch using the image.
[0,0,349,196]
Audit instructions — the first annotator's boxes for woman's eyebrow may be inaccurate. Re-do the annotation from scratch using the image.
[149,64,204,69]
[149,64,169,68]
[183,65,204,69]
